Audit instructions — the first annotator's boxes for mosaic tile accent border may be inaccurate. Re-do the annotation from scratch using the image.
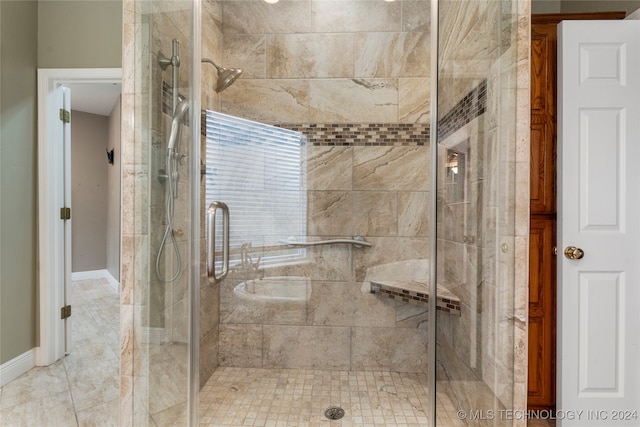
[438,79,487,140]
[201,80,485,147]
[370,281,462,316]
[279,123,430,146]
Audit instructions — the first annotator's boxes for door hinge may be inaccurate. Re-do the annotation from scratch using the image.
[60,207,71,220]
[61,305,72,319]
[59,109,70,123]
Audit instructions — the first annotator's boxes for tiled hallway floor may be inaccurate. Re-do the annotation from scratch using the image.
[0,278,120,426]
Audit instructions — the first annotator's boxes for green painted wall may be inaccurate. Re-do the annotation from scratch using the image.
[0,0,39,364]
[38,1,122,68]
[0,0,121,365]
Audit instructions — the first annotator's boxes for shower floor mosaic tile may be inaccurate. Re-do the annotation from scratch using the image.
[200,367,474,427]
[199,367,528,427]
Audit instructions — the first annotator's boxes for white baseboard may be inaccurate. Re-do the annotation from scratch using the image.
[71,269,120,292]
[0,349,35,387]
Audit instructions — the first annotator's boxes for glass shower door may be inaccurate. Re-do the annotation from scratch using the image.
[198,0,435,424]
[126,0,201,425]
[434,0,528,425]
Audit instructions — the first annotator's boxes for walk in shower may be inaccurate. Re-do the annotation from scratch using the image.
[120,0,529,425]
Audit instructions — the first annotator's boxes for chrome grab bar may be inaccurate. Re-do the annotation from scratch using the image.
[206,201,229,284]
[280,236,372,249]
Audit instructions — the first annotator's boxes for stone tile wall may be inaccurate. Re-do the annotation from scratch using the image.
[207,0,433,375]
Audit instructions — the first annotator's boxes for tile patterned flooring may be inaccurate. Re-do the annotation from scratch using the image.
[200,368,434,427]
[1,278,553,427]
[0,278,120,426]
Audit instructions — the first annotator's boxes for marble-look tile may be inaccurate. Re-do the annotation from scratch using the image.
[66,357,120,412]
[202,0,222,56]
[402,0,431,32]
[395,303,430,328]
[259,243,354,282]
[220,278,307,325]
[221,34,266,79]
[131,375,149,427]
[351,327,429,373]
[119,237,135,305]
[0,390,77,427]
[76,398,119,427]
[199,283,219,338]
[199,328,219,386]
[262,325,350,370]
[222,1,311,35]
[398,191,430,236]
[307,191,353,236]
[306,281,397,327]
[147,344,189,416]
[267,34,355,79]
[399,77,431,123]
[353,236,430,281]
[306,244,354,282]
[306,146,353,191]
[170,296,190,344]
[353,145,430,191]
[351,191,398,236]
[355,32,429,78]
[0,360,69,410]
[309,78,398,123]
[120,303,134,379]
[219,324,263,368]
[64,335,118,374]
[71,306,103,342]
[221,79,310,124]
[151,401,187,427]
[312,1,400,33]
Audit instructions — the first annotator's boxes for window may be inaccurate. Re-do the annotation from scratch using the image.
[204,110,307,267]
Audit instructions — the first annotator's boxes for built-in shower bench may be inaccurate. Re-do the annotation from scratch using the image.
[370,280,462,316]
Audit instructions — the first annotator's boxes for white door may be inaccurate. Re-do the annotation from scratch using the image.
[59,85,73,355]
[54,85,72,357]
[558,20,640,426]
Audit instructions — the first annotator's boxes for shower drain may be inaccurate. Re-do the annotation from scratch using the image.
[324,406,346,420]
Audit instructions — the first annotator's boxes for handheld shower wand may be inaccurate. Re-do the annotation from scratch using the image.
[156,40,188,283]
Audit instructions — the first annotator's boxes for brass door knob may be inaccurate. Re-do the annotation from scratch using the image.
[564,246,584,260]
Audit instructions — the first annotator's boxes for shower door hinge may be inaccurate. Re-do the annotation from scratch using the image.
[60,207,71,220]
[59,109,70,123]
[60,305,72,320]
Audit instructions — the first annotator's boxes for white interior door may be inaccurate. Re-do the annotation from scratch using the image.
[558,20,640,426]
[60,85,73,355]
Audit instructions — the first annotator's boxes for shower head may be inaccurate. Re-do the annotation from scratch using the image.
[202,58,243,93]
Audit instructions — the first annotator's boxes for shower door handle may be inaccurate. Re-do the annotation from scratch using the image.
[206,201,229,284]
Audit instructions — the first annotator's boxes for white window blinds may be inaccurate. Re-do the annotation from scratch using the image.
[204,110,307,266]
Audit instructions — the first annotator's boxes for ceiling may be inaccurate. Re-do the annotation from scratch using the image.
[67,82,122,116]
